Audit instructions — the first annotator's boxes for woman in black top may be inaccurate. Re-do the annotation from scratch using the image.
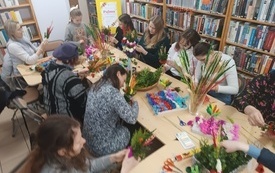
[109,14,135,50]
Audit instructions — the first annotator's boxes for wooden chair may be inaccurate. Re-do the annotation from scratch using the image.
[44,40,63,56]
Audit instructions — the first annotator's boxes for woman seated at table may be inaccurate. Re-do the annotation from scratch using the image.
[231,69,275,127]
[41,43,88,124]
[17,116,139,173]
[109,13,135,50]
[135,15,170,69]
[1,20,48,89]
[164,28,201,80]
[193,42,239,105]
[83,64,139,157]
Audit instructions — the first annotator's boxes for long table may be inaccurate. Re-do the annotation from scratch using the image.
[17,47,274,172]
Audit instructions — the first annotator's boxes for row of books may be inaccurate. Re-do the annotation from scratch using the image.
[0,26,33,47]
[225,45,275,75]
[0,0,19,7]
[227,21,275,53]
[166,9,191,31]
[167,29,181,43]
[132,19,148,34]
[136,0,163,3]
[0,10,23,27]
[232,0,275,22]
[166,0,228,14]
[193,15,224,37]
[166,0,194,8]
[127,2,162,20]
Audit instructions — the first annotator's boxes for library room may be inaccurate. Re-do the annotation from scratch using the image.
[0,0,274,172]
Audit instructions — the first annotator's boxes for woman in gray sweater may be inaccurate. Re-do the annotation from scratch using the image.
[83,64,139,157]
[17,116,139,173]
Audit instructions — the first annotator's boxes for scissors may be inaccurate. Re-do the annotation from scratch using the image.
[177,116,186,126]
[164,159,183,173]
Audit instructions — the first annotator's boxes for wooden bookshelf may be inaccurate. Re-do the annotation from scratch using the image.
[126,0,275,77]
[224,0,275,77]
[0,0,42,47]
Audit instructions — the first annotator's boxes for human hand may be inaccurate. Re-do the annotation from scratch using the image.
[110,149,127,163]
[79,39,85,44]
[135,45,147,55]
[244,105,265,127]
[40,39,48,50]
[120,148,140,173]
[221,140,249,153]
[211,85,219,92]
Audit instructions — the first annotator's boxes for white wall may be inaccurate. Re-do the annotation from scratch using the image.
[78,0,89,24]
[31,0,70,41]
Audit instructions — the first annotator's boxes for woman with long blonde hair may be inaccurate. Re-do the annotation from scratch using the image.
[135,15,170,68]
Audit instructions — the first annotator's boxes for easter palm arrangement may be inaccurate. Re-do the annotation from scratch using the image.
[174,48,234,115]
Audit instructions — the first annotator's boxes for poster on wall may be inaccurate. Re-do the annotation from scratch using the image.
[96,0,122,34]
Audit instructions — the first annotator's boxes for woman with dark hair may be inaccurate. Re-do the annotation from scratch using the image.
[193,42,238,104]
[109,13,135,50]
[135,15,170,68]
[165,28,201,79]
[83,64,139,157]
[17,116,139,173]
[42,42,88,123]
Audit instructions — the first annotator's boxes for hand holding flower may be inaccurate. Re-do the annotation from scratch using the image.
[244,105,265,127]
[135,45,147,55]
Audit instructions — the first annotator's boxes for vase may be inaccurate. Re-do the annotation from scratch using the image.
[188,90,206,116]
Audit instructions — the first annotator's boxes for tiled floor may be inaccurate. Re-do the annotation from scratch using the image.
[0,107,39,173]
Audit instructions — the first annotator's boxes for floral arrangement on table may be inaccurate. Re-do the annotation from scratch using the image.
[135,67,162,90]
[85,45,98,60]
[128,128,155,159]
[121,30,137,58]
[44,22,53,39]
[87,55,110,76]
[194,128,252,173]
[85,24,109,59]
[158,45,168,64]
[174,47,234,115]
[146,89,188,115]
[101,26,111,42]
[188,104,240,141]
[124,72,138,104]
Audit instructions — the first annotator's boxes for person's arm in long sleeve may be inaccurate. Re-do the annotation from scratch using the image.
[231,75,264,112]
[8,43,41,65]
[111,89,139,124]
[217,59,239,94]
[114,27,123,49]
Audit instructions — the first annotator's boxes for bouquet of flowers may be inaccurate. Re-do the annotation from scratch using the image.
[87,55,110,76]
[122,30,137,58]
[44,22,53,39]
[85,24,109,58]
[124,72,138,104]
[188,104,240,141]
[158,45,168,64]
[194,128,251,173]
[128,128,155,159]
[175,47,234,115]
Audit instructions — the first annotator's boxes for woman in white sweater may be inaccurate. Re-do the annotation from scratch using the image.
[193,42,239,104]
[1,20,47,89]
[165,28,201,80]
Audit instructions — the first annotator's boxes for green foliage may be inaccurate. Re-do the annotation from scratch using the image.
[135,67,162,89]
[158,45,168,60]
[130,128,155,159]
[194,140,252,173]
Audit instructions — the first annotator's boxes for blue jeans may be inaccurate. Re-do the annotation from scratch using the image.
[208,90,232,105]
